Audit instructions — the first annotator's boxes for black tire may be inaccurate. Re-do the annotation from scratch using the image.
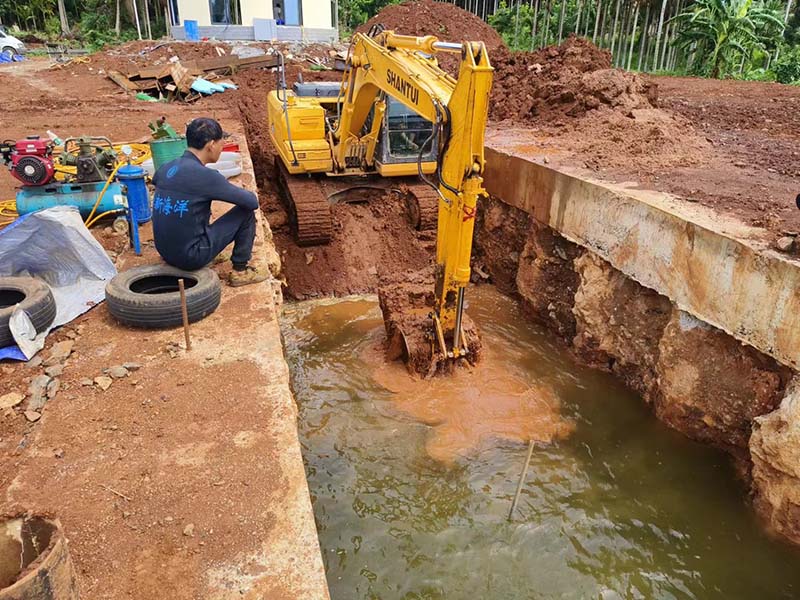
[105,264,221,329]
[0,276,57,348]
[1,47,14,60]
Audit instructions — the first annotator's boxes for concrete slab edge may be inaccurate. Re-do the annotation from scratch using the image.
[485,146,800,371]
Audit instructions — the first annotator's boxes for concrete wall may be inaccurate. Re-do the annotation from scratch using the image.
[174,0,333,28]
[171,24,338,41]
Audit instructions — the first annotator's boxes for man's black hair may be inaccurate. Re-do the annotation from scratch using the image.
[186,117,224,150]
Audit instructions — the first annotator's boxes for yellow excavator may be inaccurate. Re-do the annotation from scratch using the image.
[267,26,493,372]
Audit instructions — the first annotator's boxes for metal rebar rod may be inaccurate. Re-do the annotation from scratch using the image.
[178,278,191,351]
[508,439,535,521]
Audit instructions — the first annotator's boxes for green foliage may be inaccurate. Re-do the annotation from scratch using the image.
[337,0,402,34]
[774,43,800,82]
[672,0,786,78]
[785,1,800,43]
[489,1,533,50]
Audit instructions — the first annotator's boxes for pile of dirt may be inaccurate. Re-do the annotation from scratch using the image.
[490,36,657,122]
[359,0,506,52]
[358,0,506,74]
[68,40,230,74]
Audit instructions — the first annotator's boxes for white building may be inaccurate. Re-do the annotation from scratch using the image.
[168,0,338,42]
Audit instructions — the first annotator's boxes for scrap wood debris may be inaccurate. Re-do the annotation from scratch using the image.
[107,52,280,102]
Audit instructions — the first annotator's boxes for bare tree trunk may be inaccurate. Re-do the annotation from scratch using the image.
[164,5,171,35]
[599,0,611,46]
[514,0,522,48]
[115,0,121,34]
[616,0,629,66]
[638,2,650,70]
[593,0,602,43]
[543,0,553,46]
[132,0,143,40]
[653,0,668,71]
[610,0,622,60]
[557,0,567,43]
[57,0,70,35]
[575,0,583,36]
[627,1,639,69]
[144,0,152,39]
[531,0,540,49]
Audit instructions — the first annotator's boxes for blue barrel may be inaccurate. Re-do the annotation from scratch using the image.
[185,20,200,41]
[15,181,124,218]
[117,164,151,223]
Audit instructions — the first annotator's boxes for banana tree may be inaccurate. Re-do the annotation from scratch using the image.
[672,0,785,77]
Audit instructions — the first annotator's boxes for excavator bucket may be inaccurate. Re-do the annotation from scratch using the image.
[378,267,482,378]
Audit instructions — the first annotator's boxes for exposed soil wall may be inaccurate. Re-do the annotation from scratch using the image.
[472,196,792,479]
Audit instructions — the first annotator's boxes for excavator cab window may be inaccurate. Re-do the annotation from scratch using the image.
[378,98,436,165]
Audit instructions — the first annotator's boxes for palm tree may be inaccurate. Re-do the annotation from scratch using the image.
[672,0,785,77]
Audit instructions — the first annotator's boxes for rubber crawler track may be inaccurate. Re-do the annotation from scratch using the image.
[274,157,333,246]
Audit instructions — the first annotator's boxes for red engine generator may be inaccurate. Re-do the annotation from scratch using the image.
[0,137,56,187]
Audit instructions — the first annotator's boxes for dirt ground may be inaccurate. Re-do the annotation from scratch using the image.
[0,56,329,598]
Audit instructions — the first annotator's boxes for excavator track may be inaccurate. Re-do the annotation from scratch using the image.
[404,184,440,231]
[274,157,333,246]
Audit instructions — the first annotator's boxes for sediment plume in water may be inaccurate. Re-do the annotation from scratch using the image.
[366,342,574,464]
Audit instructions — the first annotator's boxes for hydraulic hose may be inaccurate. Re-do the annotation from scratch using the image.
[84,162,122,227]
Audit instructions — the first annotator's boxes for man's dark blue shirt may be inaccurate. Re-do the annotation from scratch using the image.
[152,151,258,270]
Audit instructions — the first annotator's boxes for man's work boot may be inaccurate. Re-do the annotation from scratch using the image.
[228,265,269,287]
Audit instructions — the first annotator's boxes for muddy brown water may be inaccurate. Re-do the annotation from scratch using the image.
[281,286,800,599]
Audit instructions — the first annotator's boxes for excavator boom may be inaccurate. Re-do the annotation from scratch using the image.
[269,28,493,373]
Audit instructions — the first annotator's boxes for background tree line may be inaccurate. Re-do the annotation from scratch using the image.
[0,0,173,50]
[1,0,797,82]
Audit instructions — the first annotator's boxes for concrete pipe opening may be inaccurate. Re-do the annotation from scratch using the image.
[0,515,78,599]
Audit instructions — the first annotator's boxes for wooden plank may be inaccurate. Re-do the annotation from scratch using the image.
[171,63,195,95]
[107,70,140,93]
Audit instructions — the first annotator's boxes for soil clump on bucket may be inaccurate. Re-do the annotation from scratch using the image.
[378,267,482,378]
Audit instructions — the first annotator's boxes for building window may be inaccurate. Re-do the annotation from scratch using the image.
[274,0,302,25]
[168,0,180,25]
[209,0,242,24]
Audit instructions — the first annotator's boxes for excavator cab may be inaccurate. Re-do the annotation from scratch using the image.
[375,99,437,172]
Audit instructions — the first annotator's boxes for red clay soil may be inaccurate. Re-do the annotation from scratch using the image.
[490,37,657,122]
[359,0,506,52]
[378,265,482,377]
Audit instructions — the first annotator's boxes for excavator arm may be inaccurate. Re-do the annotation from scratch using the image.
[335,29,493,363]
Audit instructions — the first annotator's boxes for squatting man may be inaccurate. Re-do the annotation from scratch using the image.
[152,117,267,287]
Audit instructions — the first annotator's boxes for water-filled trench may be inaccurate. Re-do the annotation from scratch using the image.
[281,285,800,599]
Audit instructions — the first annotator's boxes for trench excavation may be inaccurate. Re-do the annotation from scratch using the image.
[236,104,800,595]
[230,4,800,591]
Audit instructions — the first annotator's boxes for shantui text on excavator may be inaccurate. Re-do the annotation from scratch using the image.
[267,25,493,376]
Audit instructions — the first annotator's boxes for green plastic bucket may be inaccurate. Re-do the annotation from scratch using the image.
[150,137,188,172]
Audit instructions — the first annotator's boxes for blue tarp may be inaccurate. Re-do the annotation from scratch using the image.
[0,206,117,360]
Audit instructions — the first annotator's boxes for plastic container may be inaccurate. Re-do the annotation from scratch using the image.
[141,158,155,177]
[185,20,200,41]
[207,161,242,179]
[117,164,151,223]
[218,151,242,164]
[150,136,188,172]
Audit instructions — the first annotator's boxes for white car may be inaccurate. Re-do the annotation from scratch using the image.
[0,28,26,59]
